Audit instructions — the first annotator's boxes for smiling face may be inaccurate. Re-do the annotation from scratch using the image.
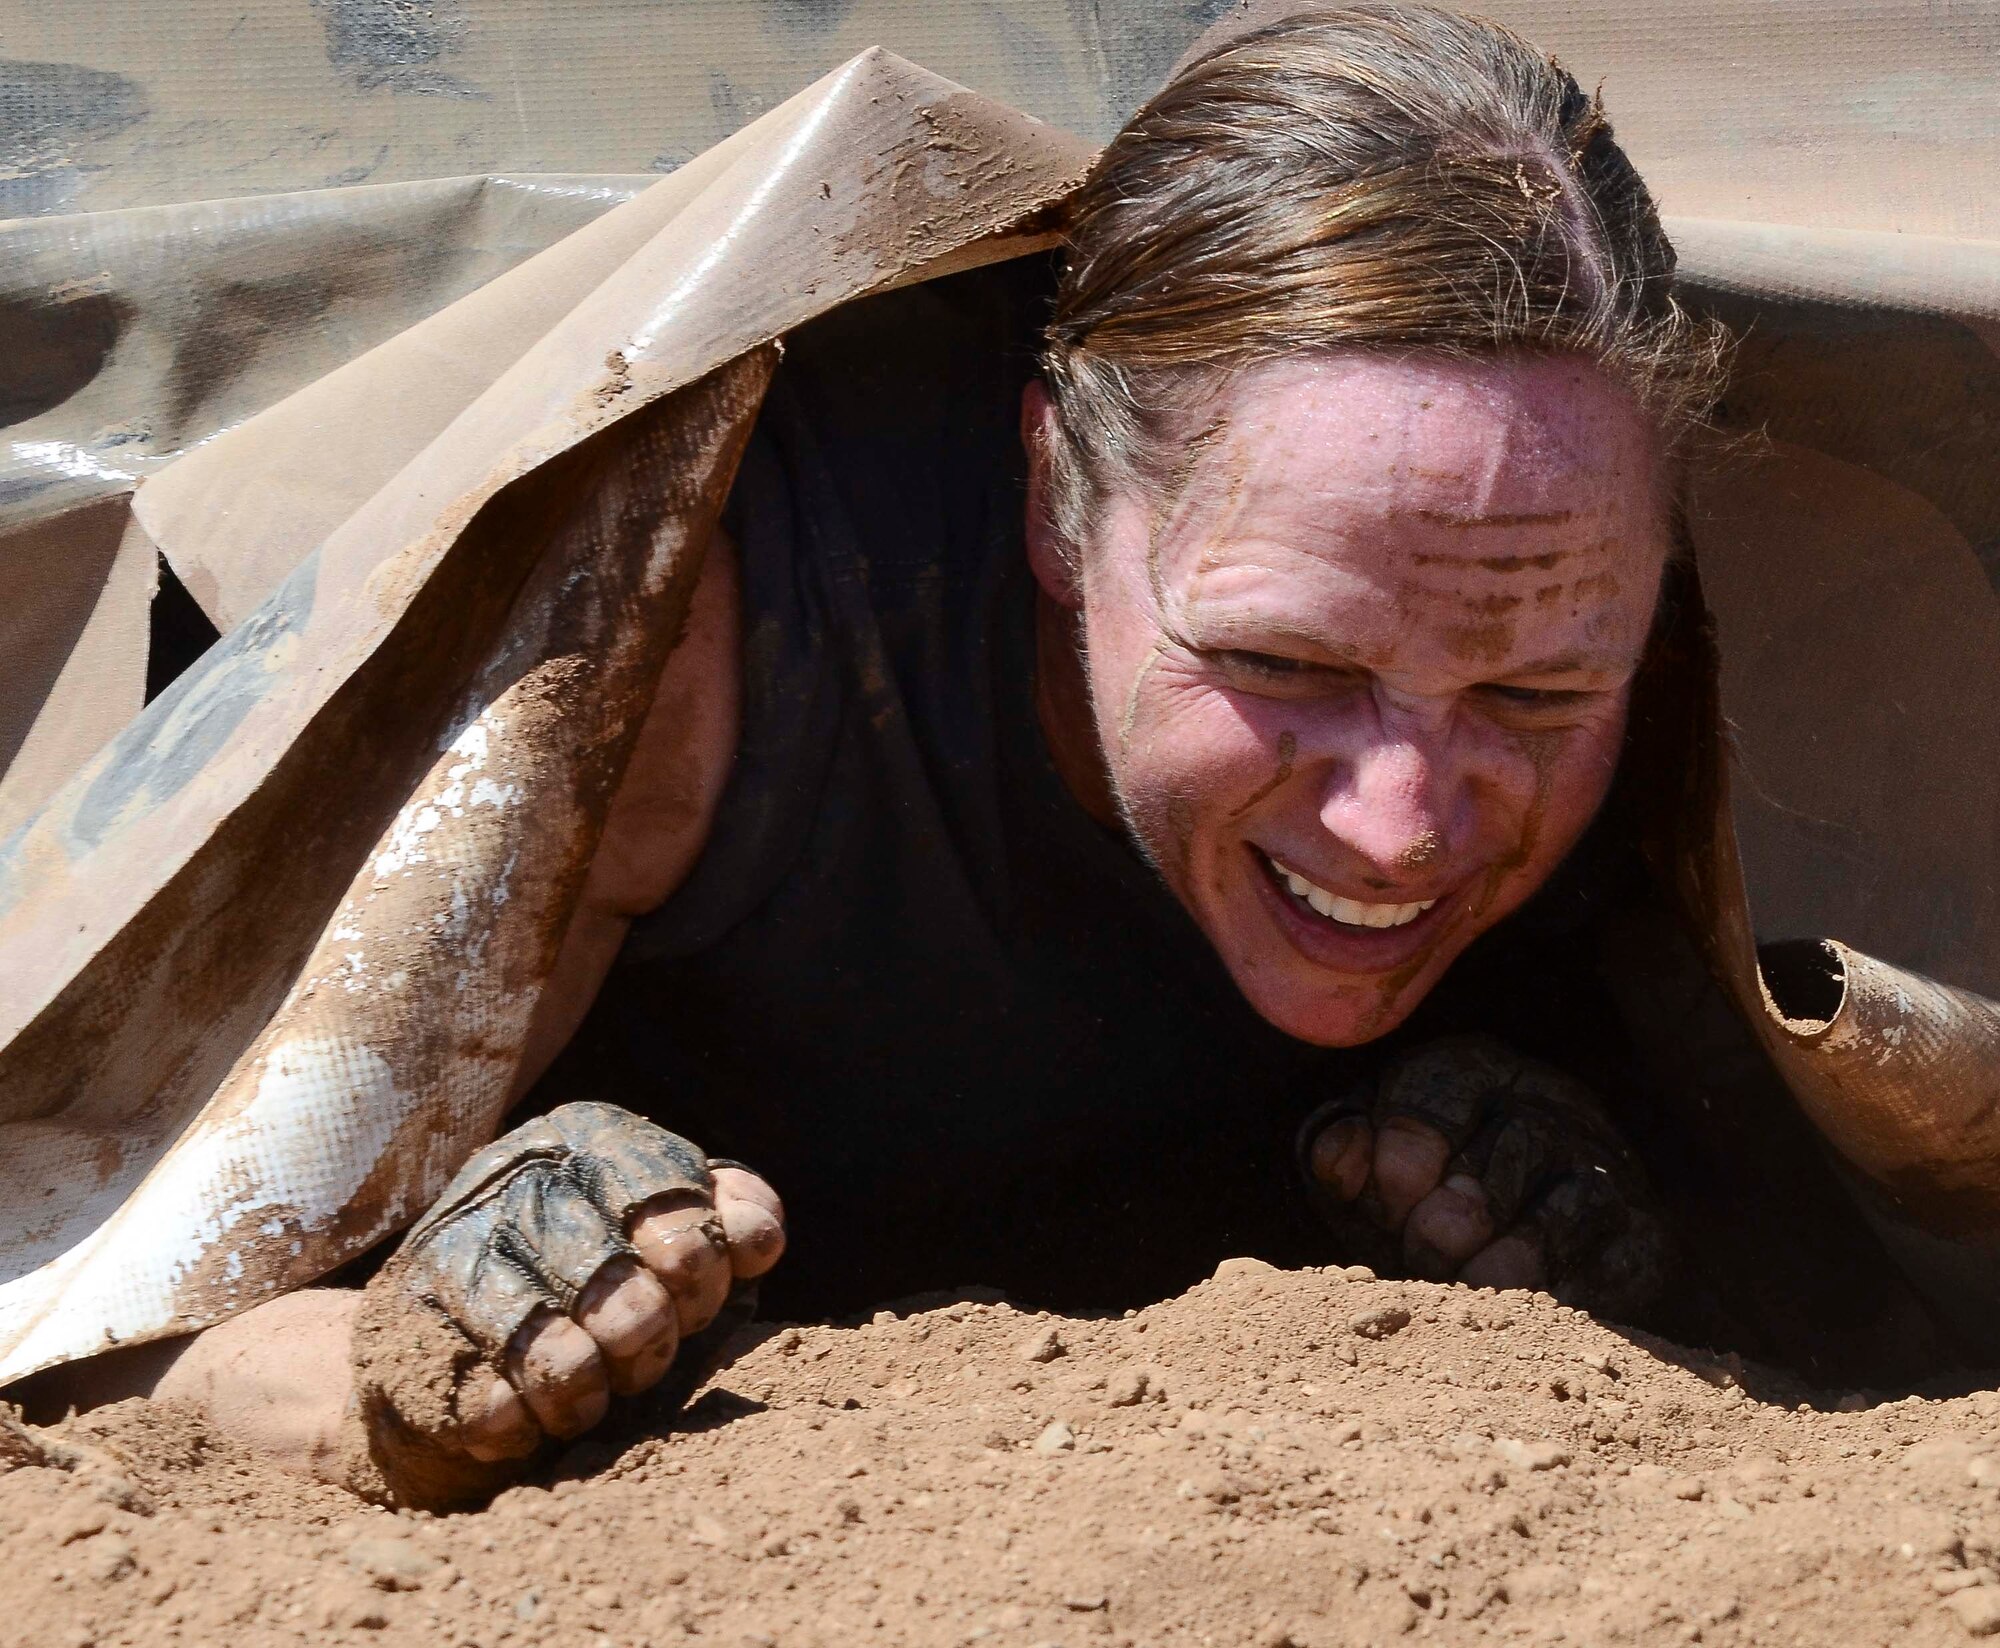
[1027,352,1673,1046]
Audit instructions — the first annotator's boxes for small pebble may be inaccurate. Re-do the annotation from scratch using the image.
[81,1535,136,1584]
[1950,1587,2000,1637]
[688,1512,735,1548]
[1501,1563,1578,1603]
[1034,1421,1076,1455]
[1104,1368,1151,1407]
[1019,1327,1066,1365]
[1669,1477,1707,1501]
[1348,1305,1411,1341]
[1494,1438,1570,1472]
[324,1582,392,1630]
[345,1535,439,1592]
[54,1506,110,1545]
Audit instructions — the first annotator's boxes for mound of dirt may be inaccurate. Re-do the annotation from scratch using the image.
[8,1259,2000,1647]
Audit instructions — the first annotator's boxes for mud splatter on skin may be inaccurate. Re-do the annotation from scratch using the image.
[1113,638,1170,756]
[1396,829,1444,873]
[1162,794,1197,883]
[1228,729,1296,820]
[1409,507,1577,529]
[1435,616,1518,666]
[1412,548,1574,573]
[1568,570,1624,605]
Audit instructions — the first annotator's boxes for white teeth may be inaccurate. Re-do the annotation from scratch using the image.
[1269,856,1435,930]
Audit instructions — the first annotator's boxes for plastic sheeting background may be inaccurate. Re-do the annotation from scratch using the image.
[2,1,1995,236]
[3,0,1997,1004]
[2,1,1999,1374]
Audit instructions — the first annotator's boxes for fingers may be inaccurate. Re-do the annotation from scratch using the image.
[459,1369,540,1463]
[713,1167,787,1279]
[1303,1113,1454,1232]
[1306,1117,1373,1202]
[391,1108,794,1475]
[574,1257,681,1396]
[1368,1116,1452,1229]
[1403,1172,1495,1279]
[504,1310,610,1440]
[631,1197,734,1333]
[1459,1231,1546,1291]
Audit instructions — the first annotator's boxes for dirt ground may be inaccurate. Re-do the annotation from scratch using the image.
[9,1258,2000,1648]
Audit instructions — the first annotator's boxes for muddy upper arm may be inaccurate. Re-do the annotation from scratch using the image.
[584,523,743,918]
[512,528,741,1095]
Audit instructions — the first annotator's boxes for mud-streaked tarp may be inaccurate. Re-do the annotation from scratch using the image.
[2,6,1999,1381]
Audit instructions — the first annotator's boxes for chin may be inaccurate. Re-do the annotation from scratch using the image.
[1233,959,1446,1048]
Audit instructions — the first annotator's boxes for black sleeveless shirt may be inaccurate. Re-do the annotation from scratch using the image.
[545,259,1943,1386]
[555,258,1638,1321]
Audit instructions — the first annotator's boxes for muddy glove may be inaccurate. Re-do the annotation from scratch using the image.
[346,1102,784,1507]
[1298,1035,1672,1321]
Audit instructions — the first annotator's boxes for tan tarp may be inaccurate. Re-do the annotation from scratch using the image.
[1,6,1998,1380]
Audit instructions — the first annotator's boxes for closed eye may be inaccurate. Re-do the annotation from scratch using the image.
[1215,649,1323,677]
[1472,682,1595,714]
[1206,649,1364,698]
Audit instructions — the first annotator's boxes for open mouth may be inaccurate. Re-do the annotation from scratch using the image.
[1260,851,1436,930]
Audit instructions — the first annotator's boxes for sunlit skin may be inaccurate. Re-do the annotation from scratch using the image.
[1028,352,1671,1046]
[80,353,1675,1479]
[1026,353,1673,1286]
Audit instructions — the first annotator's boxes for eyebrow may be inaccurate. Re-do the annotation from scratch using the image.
[1183,618,1369,663]
[1491,653,1620,679]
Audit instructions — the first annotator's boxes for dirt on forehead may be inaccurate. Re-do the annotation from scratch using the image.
[8,1259,2000,1648]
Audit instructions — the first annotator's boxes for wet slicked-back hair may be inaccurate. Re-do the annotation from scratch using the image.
[1039,2,1726,556]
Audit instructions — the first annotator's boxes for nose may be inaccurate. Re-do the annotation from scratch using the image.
[1317,732,1457,883]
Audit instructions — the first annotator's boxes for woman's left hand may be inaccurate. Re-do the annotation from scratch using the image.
[1299,1034,1673,1320]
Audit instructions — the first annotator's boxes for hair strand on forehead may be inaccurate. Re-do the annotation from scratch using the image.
[1038,1,1729,565]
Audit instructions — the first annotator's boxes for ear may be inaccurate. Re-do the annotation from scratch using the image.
[1021,380,1082,610]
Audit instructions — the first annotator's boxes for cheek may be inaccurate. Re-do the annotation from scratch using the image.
[1504,706,1629,867]
[1102,663,1279,837]
[1117,664,1263,785]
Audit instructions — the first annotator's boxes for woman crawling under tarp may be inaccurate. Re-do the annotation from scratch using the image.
[19,3,2000,1507]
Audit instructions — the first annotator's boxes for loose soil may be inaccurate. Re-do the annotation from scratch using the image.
[9,1259,2000,1648]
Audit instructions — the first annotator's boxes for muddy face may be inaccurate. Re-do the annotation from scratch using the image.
[1030,353,1670,1046]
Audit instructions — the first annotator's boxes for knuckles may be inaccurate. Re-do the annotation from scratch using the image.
[1298,1034,1672,1316]
[373,1103,787,1462]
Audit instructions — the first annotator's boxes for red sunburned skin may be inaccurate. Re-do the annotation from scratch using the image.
[1026,352,1672,1046]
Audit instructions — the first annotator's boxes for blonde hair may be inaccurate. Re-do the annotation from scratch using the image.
[1039,2,1726,555]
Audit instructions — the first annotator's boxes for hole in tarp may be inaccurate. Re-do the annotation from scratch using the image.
[0,288,125,428]
[1758,937,1847,1028]
[145,554,221,702]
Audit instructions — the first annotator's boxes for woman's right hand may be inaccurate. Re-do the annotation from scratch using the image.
[347,1103,783,1504]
